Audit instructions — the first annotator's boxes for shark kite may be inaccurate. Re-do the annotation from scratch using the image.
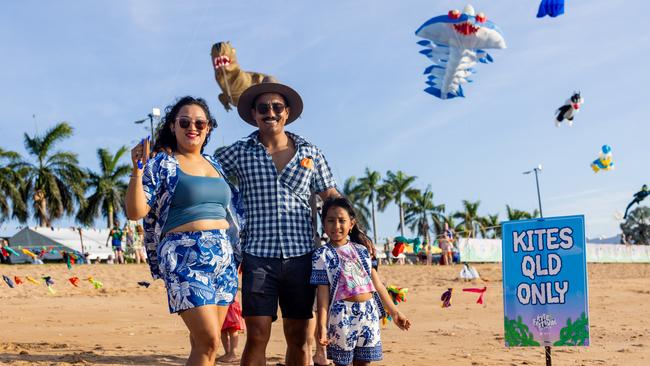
[415,4,506,99]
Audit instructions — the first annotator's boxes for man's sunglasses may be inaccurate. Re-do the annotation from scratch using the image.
[255,102,286,115]
[176,117,209,130]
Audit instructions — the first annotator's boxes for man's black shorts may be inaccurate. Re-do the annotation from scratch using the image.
[241,252,315,321]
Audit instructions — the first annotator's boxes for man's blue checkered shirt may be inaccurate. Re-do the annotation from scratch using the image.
[215,131,337,259]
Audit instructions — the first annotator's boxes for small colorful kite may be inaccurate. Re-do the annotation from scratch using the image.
[14,276,23,285]
[441,288,453,308]
[68,277,80,287]
[591,145,614,173]
[22,248,37,259]
[2,275,14,288]
[537,0,565,18]
[137,281,151,288]
[43,276,56,294]
[4,246,19,256]
[387,285,408,305]
[87,276,103,289]
[463,287,487,304]
[26,276,40,285]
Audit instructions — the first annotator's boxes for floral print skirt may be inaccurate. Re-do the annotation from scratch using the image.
[327,298,383,365]
[158,229,238,313]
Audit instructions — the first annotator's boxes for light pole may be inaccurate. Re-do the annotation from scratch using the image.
[523,164,551,366]
[134,107,161,145]
[523,164,543,217]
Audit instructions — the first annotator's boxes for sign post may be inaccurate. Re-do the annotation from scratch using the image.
[501,215,590,362]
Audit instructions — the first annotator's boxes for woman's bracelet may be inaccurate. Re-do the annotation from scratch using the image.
[130,174,143,178]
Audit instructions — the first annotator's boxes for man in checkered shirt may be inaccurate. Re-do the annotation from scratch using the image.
[215,78,339,366]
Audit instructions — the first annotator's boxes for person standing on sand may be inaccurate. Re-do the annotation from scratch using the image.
[126,96,244,366]
[215,78,375,366]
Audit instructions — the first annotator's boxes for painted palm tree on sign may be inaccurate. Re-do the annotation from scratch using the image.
[342,177,371,230]
[356,168,381,244]
[18,122,86,227]
[453,200,483,238]
[404,187,445,245]
[0,148,26,222]
[378,170,417,237]
[76,146,130,228]
[480,213,501,239]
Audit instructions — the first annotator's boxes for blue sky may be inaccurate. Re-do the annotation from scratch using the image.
[1,0,648,240]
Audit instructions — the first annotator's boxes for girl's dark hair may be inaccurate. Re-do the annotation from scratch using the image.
[153,96,217,154]
[321,197,372,246]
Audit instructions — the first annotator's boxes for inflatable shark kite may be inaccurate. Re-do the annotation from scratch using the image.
[415,4,506,99]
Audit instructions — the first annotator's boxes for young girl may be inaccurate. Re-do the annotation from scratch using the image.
[311,197,410,366]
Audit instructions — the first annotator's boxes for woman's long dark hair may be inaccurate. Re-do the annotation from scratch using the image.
[321,197,372,246]
[153,96,217,154]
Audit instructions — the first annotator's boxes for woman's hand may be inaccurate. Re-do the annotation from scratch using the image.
[391,310,411,331]
[131,137,150,171]
[317,325,330,346]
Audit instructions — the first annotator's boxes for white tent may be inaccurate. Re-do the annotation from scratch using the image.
[9,227,113,262]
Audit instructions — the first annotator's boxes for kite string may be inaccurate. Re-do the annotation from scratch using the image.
[163,2,209,101]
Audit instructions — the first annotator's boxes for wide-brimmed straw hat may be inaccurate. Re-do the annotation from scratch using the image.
[237,76,303,126]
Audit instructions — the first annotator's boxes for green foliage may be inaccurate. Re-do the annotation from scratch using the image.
[0,148,27,222]
[342,177,371,230]
[76,147,130,228]
[378,170,417,236]
[453,200,482,238]
[18,122,87,226]
[620,206,650,244]
[504,316,540,347]
[553,312,589,346]
[404,186,444,245]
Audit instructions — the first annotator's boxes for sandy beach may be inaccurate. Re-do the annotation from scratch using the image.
[0,262,648,365]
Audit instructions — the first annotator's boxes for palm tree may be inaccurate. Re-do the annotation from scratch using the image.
[342,177,371,230]
[18,122,86,227]
[378,170,417,236]
[453,200,482,238]
[480,213,501,239]
[505,205,539,221]
[356,168,381,244]
[404,187,445,245]
[0,148,26,222]
[76,146,130,228]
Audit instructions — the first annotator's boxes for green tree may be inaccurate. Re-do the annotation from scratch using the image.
[18,122,86,227]
[378,170,417,237]
[356,168,381,244]
[76,146,130,228]
[453,200,482,238]
[404,187,445,245]
[620,206,650,244]
[342,177,371,230]
[0,148,27,222]
[480,213,501,239]
[505,204,539,221]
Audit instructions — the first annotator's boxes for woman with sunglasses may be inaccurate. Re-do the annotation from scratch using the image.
[126,96,244,366]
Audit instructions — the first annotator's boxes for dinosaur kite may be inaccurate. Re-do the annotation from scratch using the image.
[211,41,271,111]
[415,4,506,99]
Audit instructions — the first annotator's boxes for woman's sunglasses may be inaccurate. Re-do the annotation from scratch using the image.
[176,117,209,130]
[255,102,286,115]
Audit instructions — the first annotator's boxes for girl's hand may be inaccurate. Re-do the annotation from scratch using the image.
[392,311,411,330]
[317,325,330,346]
[131,137,150,171]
